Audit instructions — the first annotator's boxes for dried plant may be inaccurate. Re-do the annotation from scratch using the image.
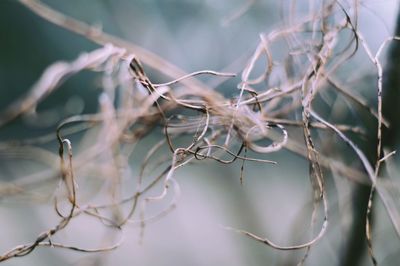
[0,0,399,265]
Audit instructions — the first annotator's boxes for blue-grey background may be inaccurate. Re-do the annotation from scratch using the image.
[0,1,399,265]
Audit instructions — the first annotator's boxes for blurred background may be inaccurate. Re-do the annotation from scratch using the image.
[1,0,400,265]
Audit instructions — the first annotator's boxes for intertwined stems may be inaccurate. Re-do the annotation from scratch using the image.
[0,0,398,265]
[0,36,282,263]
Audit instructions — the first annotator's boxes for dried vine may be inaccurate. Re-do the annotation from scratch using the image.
[0,0,399,265]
